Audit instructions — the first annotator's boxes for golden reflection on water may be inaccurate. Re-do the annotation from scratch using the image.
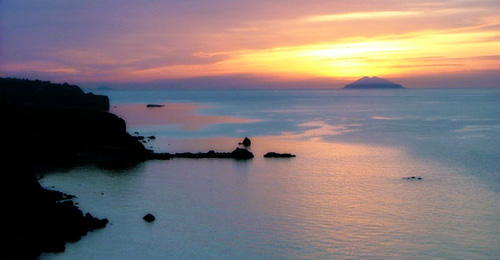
[150,135,496,258]
[40,133,500,259]
[244,136,490,258]
[111,103,260,130]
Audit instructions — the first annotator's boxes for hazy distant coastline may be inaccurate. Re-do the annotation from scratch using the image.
[344,76,404,89]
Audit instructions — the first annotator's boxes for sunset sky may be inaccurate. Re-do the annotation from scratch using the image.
[1,0,499,88]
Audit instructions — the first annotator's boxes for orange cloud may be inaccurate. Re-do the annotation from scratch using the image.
[1,1,499,87]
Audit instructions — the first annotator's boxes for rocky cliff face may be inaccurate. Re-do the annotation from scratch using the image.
[3,131,110,259]
[0,78,149,167]
[0,78,109,111]
[0,78,147,259]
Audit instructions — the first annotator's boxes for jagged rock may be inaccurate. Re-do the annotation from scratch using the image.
[3,160,109,259]
[230,148,254,159]
[1,78,151,168]
[239,137,251,146]
[149,148,254,160]
[143,213,156,222]
[263,152,296,158]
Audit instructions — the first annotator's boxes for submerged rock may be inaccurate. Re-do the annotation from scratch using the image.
[263,152,296,158]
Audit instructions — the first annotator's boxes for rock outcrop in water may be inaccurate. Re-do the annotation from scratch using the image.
[150,148,254,160]
[239,137,251,146]
[404,176,423,180]
[344,76,404,89]
[146,104,165,107]
[143,213,156,222]
[3,124,109,259]
[263,152,296,158]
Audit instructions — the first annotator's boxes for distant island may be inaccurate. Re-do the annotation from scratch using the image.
[343,76,404,89]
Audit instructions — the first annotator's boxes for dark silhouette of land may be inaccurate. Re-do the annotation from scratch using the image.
[343,76,404,89]
[1,78,122,259]
[264,152,296,158]
[150,148,254,160]
[1,78,109,110]
[146,104,165,107]
[0,78,254,259]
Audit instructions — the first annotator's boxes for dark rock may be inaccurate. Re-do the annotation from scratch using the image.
[3,160,108,259]
[238,137,251,146]
[146,104,165,108]
[143,213,156,222]
[344,76,404,89]
[1,78,264,259]
[149,148,254,160]
[0,78,110,111]
[230,148,254,159]
[0,105,151,167]
[1,78,151,168]
[0,78,154,259]
[148,136,156,140]
[264,152,296,158]
[404,176,423,180]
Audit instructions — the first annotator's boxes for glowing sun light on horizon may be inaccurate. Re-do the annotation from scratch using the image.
[211,29,500,80]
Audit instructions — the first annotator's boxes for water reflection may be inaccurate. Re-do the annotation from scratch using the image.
[281,121,359,141]
[111,103,260,130]
[40,136,500,260]
[39,88,500,259]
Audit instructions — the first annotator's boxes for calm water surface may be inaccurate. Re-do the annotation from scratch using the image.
[41,89,500,259]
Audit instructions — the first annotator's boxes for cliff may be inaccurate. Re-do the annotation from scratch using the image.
[0,78,253,259]
[0,78,150,168]
[0,78,147,259]
[0,78,109,111]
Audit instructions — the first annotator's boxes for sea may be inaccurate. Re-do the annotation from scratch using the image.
[40,88,500,260]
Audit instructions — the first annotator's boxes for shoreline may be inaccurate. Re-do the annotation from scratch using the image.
[1,78,257,259]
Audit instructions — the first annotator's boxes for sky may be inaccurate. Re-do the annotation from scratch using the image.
[1,0,499,88]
